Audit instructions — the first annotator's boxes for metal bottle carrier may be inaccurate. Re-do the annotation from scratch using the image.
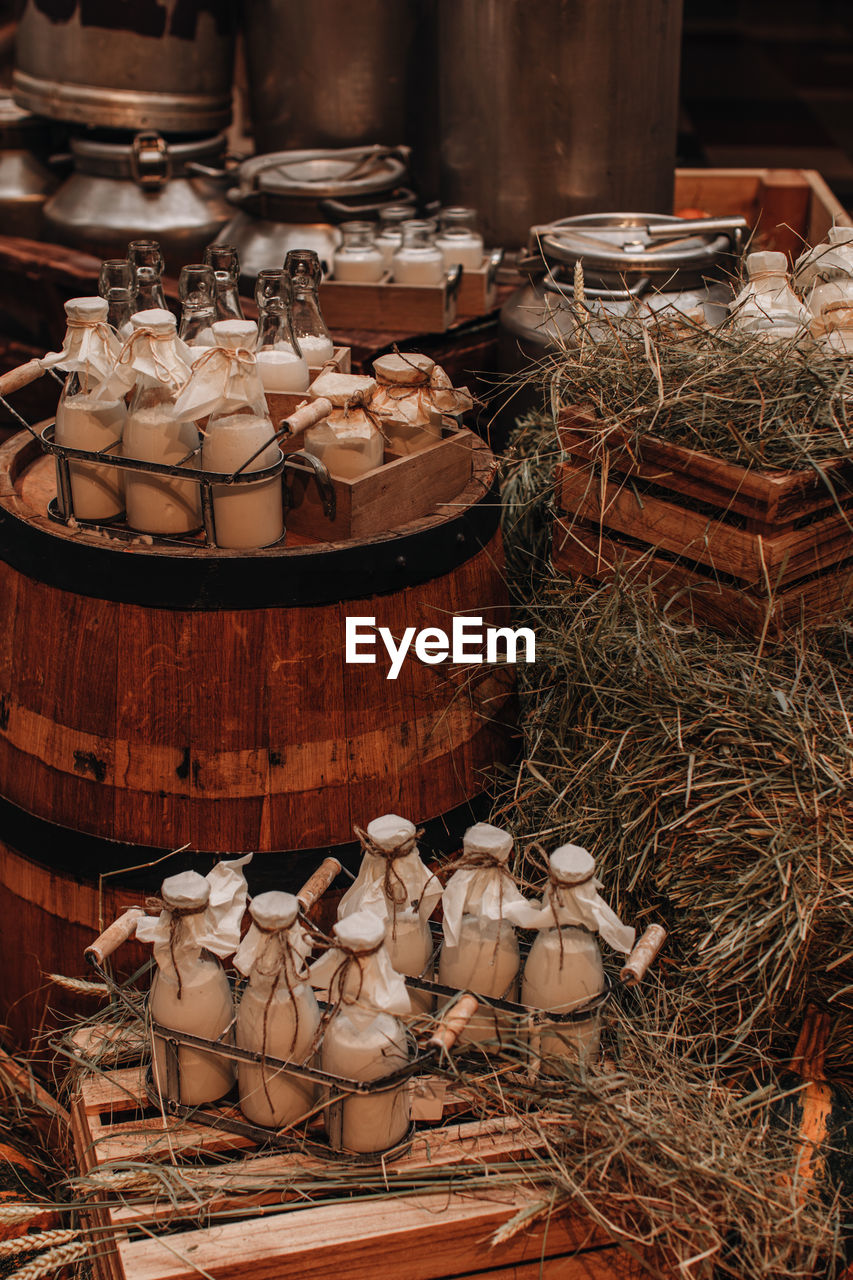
[83,857,666,1162]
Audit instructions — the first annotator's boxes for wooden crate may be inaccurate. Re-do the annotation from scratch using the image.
[285,426,476,541]
[69,1037,648,1280]
[554,409,853,635]
[316,272,460,333]
[673,167,851,258]
[456,252,504,320]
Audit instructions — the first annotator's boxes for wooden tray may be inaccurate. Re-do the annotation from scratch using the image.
[285,426,476,541]
[69,1028,648,1280]
[554,408,853,634]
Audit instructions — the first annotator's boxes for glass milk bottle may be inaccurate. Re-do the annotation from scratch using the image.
[194,319,284,548]
[204,243,245,321]
[99,259,137,337]
[435,207,485,270]
[46,296,126,521]
[310,912,411,1155]
[234,892,321,1129]
[338,814,442,1016]
[128,239,168,312]
[136,862,251,1106]
[509,844,635,1069]
[122,309,202,535]
[285,249,334,367]
[438,823,530,1047]
[392,221,445,286]
[729,251,810,340]
[333,221,385,283]
[375,204,414,270]
[178,264,218,356]
[254,269,310,394]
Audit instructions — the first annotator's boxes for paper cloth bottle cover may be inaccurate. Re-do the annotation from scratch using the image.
[249,890,300,931]
[333,912,387,951]
[463,822,514,862]
[308,372,377,406]
[161,870,211,910]
[212,319,259,349]
[130,307,178,333]
[549,843,596,885]
[65,296,110,323]
[366,813,416,850]
[373,352,435,384]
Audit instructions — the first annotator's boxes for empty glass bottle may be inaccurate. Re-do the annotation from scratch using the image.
[178,263,217,354]
[254,268,309,394]
[204,243,245,320]
[284,249,334,367]
[128,239,167,312]
[98,259,138,336]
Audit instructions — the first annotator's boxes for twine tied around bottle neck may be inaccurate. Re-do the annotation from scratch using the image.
[353,824,424,937]
[527,841,597,969]
[64,318,117,343]
[145,896,207,1000]
[116,326,186,388]
[339,390,390,442]
[250,920,304,1110]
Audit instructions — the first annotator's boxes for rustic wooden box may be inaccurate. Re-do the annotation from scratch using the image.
[286,425,476,541]
[317,272,460,333]
[554,409,853,636]
[456,251,504,319]
[69,1029,651,1280]
[264,345,351,424]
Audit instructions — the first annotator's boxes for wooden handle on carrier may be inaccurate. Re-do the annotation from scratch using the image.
[428,994,479,1054]
[0,359,46,398]
[620,924,667,986]
[283,396,333,436]
[297,857,342,913]
[84,907,146,967]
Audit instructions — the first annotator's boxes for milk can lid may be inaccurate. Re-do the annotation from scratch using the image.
[367,814,417,851]
[333,911,386,951]
[65,296,109,322]
[462,823,513,862]
[161,870,211,910]
[249,890,299,930]
[373,352,434,385]
[130,307,176,334]
[550,844,596,886]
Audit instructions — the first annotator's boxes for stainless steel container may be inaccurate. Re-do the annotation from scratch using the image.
[437,0,684,247]
[242,0,421,154]
[219,145,414,283]
[42,132,232,271]
[13,0,234,133]
[497,213,743,437]
[0,97,60,239]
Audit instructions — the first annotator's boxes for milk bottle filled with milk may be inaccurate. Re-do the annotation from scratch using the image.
[98,259,137,337]
[254,269,310,394]
[375,204,414,270]
[119,309,202,535]
[43,296,126,521]
[506,844,635,1068]
[338,815,442,1015]
[136,854,252,1106]
[128,239,168,313]
[234,891,321,1129]
[285,249,334,367]
[333,221,385,283]
[310,912,411,1154]
[178,264,218,356]
[392,221,445,286]
[204,243,245,320]
[175,318,283,549]
[438,823,531,1046]
[435,207,484,271]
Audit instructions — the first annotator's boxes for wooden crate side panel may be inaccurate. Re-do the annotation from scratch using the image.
[115,1189,606,1280]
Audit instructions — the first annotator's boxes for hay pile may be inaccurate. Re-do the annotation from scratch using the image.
[488,319,853,1275]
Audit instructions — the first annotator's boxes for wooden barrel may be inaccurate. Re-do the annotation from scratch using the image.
[0,430,515,1044]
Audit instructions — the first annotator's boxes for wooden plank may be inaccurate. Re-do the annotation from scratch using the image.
[115,1188,606,1280]
[445,1249,649,1280]
[457,259,498,320]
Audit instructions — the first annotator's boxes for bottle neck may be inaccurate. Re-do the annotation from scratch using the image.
[179,305,216,345]
[290,292,330,342]
[257,305,298,351]
[213,280,244,322]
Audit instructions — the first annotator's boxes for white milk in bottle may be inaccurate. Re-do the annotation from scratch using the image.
[438,823,530,1047]
[310,912,411,1154]
[136,855,252,1106]
[234,892,320,1129]
[507,844,635,1068]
